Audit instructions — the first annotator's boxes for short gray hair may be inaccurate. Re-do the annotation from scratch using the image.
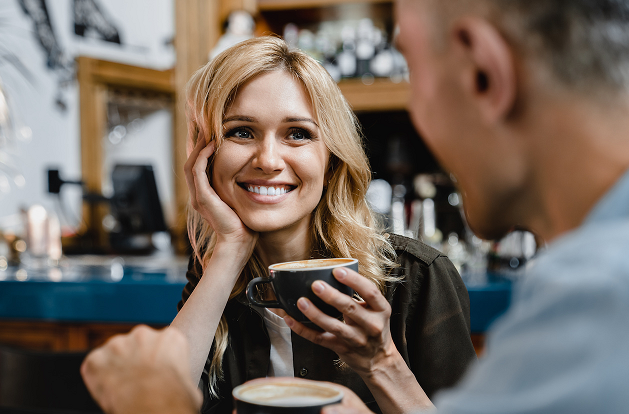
[489,0,629,91]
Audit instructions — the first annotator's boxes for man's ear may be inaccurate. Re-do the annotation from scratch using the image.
[451,17,516,124]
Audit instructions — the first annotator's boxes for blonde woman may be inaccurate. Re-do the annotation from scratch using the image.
[172,36,475,414]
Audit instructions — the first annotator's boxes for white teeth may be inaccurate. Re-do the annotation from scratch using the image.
[245,185,289,196]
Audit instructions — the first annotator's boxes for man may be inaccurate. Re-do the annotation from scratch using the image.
[81,0,629,412]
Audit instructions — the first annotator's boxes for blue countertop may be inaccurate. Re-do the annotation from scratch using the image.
[0,256,512,333]
[465,274,513,332]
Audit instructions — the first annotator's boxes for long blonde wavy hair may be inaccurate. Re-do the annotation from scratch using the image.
[185,36,398,396]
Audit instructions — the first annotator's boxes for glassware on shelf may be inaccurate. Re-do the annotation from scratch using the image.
[488,230,538,275]
[209,10,255,61]
[280,17,407,83]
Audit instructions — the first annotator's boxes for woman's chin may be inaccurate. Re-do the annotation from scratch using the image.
[240,215,308,235]
[245,222,287,234]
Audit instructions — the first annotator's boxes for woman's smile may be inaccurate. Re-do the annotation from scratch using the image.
[237,181,296,202]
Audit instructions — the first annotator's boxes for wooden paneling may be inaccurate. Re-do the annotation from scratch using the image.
[173,0,224,253]
[0,321,166,351]
[0,320,486,356]
[77,57,109,247]
[338,78,410,112]
[82,59,175,92]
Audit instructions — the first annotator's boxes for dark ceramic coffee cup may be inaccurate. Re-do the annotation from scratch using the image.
[233,378,343,414]
[246,258,358,323]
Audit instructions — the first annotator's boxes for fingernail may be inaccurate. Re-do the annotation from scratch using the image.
[283,316,294,327]
[333,267,347,279]
[297,297,309,310]
[312,281,325,293]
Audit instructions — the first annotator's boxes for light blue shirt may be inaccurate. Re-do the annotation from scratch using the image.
[433,168,629,413]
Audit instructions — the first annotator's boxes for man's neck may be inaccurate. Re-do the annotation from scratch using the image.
[523,93,629,242]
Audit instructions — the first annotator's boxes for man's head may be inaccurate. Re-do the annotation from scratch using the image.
[395,0,629,240]
[425,0,629,91]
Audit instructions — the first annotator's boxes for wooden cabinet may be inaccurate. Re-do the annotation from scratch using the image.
[0,320,485,356]
[0,320,165,352]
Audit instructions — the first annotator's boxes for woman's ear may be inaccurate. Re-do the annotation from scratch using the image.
[451,17,517,124]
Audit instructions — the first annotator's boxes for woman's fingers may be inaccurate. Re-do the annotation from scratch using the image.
[187,140,229,220]
[184,140,256,245]
[284,267,397,371]
[279,271,402,381]
[184,138,212,209]
[333,268,391,314]
[283,314,339,348]
[302,271,390,337]
[304,292,380,341]
[191,141,219,205]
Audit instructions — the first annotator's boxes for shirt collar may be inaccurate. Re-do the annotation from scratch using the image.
[583,167,629,226]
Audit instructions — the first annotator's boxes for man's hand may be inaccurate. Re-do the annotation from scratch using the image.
[81,325,202,414]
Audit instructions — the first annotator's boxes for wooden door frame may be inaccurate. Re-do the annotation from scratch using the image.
[77,57,176,249]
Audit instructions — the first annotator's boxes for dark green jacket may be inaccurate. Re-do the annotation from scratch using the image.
[179,233,476,414]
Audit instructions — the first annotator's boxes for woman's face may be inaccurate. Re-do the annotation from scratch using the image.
[211,70,330,234]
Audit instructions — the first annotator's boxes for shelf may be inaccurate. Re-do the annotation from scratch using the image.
[258,0,392,11]
[338,78,409,112]
[256,0,394,35]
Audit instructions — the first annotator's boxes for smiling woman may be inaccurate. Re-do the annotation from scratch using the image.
[212,70,330,235]
[171,36,476,414]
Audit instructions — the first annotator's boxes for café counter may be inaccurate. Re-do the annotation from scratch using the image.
[0,256,512,354]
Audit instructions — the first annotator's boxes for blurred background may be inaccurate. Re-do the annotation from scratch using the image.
[0,1,535,396]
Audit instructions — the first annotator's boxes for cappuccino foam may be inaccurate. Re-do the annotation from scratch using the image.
[235,383,341,407]
[271,258,355,270]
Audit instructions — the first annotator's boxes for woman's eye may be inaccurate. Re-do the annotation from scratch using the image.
[288,129,312,141]
[227,128,252,139]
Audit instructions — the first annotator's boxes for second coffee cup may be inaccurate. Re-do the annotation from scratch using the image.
[246,258,358,324]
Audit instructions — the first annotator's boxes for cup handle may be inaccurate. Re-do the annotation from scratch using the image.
[246,277,282,308]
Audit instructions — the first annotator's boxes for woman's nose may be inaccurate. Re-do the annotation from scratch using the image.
[251,138,285,173]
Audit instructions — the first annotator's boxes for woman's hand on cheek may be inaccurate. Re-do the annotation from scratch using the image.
[184,137,258,251]
[283,267,399,378]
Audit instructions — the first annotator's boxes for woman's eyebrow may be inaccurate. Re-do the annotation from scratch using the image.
[223,115,255,124]
[222,115,319,127]
[283,117,319,127]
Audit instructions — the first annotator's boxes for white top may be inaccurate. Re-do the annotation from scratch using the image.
[263,308,294,377]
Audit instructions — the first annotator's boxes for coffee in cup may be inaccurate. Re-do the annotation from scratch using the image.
[233,378,343,414]
[246,258,358,324]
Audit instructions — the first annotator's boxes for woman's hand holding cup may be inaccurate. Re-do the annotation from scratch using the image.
[282,266,399,378]
[184,136,258,257]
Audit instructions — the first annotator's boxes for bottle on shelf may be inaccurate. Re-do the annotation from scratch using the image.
[277,16,407,84]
